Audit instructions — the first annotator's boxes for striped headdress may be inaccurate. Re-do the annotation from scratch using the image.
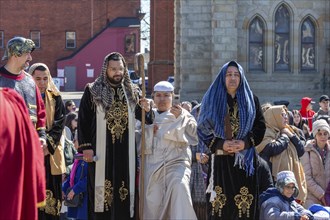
[198,61,256,176]
[89,52,138,111]
[198,61,255,139]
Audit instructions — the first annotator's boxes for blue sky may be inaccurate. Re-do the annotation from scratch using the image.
[140,0,150,52]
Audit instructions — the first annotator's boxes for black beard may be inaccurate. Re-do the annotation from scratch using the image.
[108,76,123,85]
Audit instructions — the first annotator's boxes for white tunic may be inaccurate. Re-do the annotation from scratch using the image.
[142,109,198,220]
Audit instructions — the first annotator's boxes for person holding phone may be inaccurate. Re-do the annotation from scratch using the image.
[139,81,198,219]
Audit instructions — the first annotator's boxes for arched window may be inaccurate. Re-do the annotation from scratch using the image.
[301,18,315,71]
[274,5,290,71]
[249,17,264,71]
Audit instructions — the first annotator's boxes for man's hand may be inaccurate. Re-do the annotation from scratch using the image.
[170,104,182,118]
[139,98,151,112]
[40,138,49,155]
[196,153,209,164]
[40,138,47,148]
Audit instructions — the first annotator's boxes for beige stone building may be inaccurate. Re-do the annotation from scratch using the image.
[174,0,330,109]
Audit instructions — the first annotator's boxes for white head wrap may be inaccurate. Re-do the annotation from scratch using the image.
[153,81,174,92]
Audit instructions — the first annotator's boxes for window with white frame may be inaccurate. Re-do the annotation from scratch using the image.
[301,18,315,71]
[274,5,290,71]
[0,31,4,48]
[30,31,40,48]
[248,17,264,71]
[66,31,76,48]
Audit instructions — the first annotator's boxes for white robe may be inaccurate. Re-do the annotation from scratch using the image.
[142,109,198,220]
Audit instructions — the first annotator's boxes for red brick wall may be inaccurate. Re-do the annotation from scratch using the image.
[148,0,174,93]
[0,0,140,78]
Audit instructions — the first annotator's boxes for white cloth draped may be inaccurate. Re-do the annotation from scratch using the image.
[142,109,198,220]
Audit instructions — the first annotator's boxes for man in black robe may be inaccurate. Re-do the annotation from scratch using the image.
[78,52,141,219]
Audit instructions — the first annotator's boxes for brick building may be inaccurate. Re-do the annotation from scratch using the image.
[0,0,142,91]
[147,0,174,93]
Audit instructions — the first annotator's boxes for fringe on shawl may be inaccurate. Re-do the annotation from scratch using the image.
[198,61,256,177]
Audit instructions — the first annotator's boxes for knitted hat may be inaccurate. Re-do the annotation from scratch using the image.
[312,119,330,137]
[276,170,299,198]
[153,81,174,92]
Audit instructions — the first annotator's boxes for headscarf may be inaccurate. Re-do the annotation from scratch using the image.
[256,105,307,202]
[89,52,138,111]
[198,60,256,140]
[29,63,60,96]
[198,61,256,175]
[256,105,286,153]
[29,63,60,130]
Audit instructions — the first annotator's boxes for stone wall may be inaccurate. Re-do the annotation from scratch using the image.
[175,0,330,109]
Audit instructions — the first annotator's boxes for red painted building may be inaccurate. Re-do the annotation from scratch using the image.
[57,18,140,91]
[0,0,142,91]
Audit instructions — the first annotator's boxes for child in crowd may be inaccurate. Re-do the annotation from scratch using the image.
[259,170,314,220]
[62,154,88,220]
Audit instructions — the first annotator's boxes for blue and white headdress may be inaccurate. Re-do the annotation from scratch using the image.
[198,61,256,176]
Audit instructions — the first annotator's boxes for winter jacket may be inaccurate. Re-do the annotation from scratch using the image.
[301,139,330,208]
[259,187,314,220]
[256,105,307,202]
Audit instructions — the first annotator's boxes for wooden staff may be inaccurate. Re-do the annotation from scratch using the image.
[135,53,146,219]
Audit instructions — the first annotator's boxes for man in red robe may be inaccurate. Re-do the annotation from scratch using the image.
[0,87,46,220]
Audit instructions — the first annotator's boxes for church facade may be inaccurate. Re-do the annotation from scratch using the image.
[172,0,330,108]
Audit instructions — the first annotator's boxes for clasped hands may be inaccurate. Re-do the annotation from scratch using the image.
[223,139,244,154]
